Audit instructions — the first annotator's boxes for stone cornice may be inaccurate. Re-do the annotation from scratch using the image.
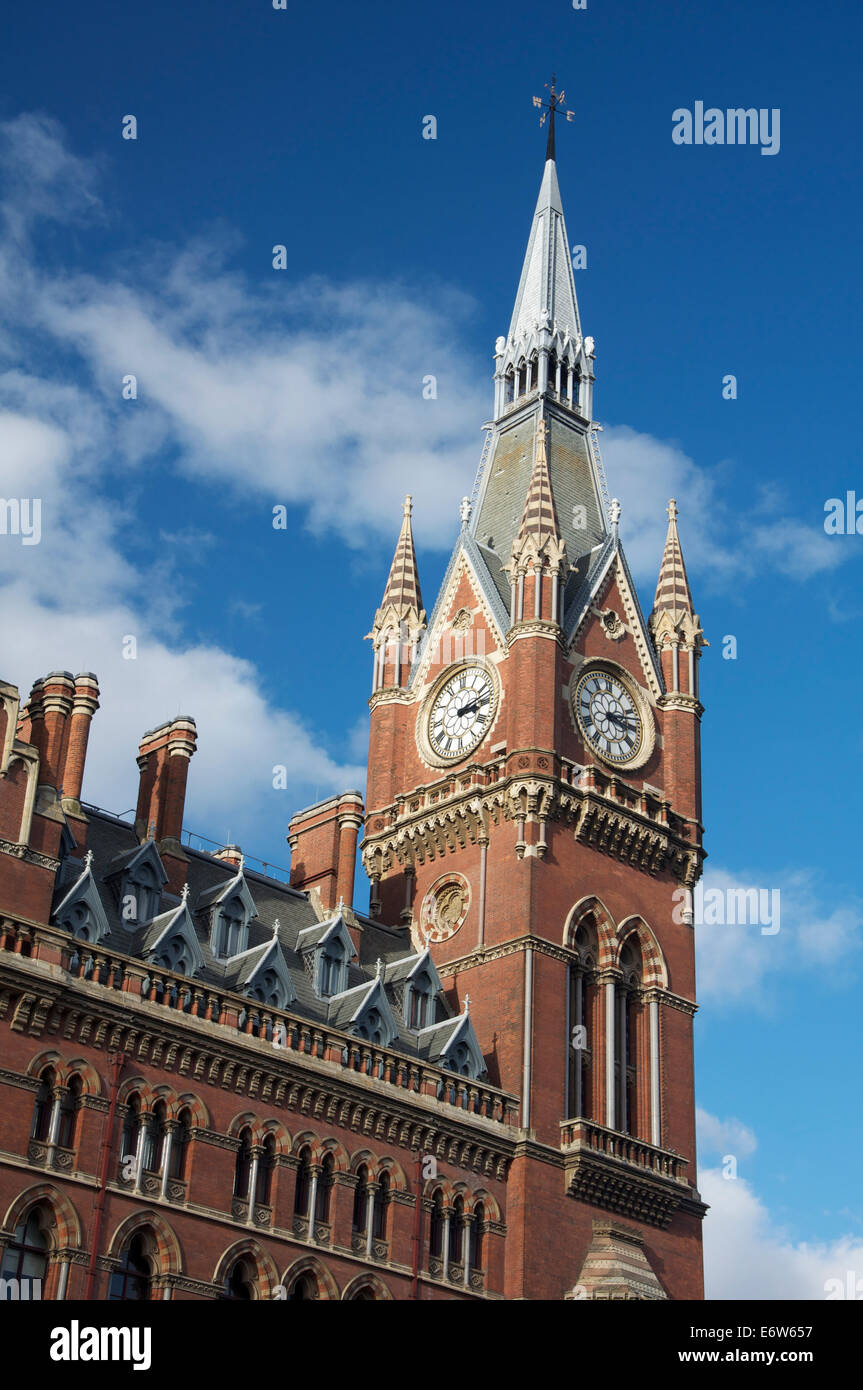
[363,758,703,885]
[0,839,60,872]
[0,937,518,1181]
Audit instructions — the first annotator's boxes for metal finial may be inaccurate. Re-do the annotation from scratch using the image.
[532,76,575,162]
[667,498,678,523]
[464,993,471,1015]
[83,849,94,871]
[610,498,621,528]
[403,495,412,518]
[181,882,190,903]
[460,496,472,525]
[376,957,384,980]
[272,917,280,937]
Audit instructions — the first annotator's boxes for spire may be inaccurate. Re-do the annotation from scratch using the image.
[379,495,424,620]
[652,499,694,620]
[514,418,564,551]
[506,159,581,354]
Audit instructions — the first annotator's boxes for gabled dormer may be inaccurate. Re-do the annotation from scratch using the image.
[383,948,444,1032]
[197,866,258,959]
[421,1009,487,1081]
[328,973,399,1047]
[234,926,296,1011]
[140,890,205,976]
[51,852,111,945]
[297,914,357,998]
[105,839,167,926]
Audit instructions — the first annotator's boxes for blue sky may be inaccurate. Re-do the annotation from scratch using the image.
[1,0,862,1299]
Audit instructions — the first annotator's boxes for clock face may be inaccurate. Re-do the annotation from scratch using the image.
[426,666,496,762]
[574,668,643,765]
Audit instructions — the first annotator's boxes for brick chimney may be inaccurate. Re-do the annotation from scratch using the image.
[134,716,197,895]
[27,671,76,793]
[61,673,100,813]
[288,790,364,912]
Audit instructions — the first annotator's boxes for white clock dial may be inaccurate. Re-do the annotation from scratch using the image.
[427,667,496,762]
[574,668,643,765]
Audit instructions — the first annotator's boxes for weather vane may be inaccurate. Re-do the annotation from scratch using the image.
[532,75,575,160]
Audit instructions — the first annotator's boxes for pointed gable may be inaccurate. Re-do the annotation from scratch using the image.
[420,1010,487,1081]
[52,855,111,945]
[140,897,206,977]
[233,929,296,1011]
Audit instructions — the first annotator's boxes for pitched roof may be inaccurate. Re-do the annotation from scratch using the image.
[506,158,582,357]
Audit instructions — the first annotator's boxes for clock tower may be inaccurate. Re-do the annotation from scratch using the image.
[362,98,707,1300]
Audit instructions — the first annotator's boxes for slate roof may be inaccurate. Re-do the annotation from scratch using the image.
[55,809,486,1077]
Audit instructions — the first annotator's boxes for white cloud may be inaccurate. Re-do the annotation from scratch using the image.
[694,865,863,1006]
[697,1107,758,1161]
[702,1165,863,1300]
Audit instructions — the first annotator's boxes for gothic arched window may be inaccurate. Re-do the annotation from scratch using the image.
[315,1152,335,1224]
[31,1067,55,1142]
[0,1209,50,1293]
[234,1127,252,1199]
[469,1203,484,1272]
[449,1195,464,1265]
[222,1257,256,1300]
[429,1189,444,1259]
[256,1134,276,1206]
[171,1108,191,1180]
[108,1233,153,1301]
[617,937,643,1136]
[352,1165,369,1234]
[287,1273,317,1300]
[57,1074,82,1150]
[293,1147,311,1218]
[567,918,598,1120]
[121,1093,142,1172]
[149,1100,168,1175]
[372,1171,390,1240]
[408,972,432,1030]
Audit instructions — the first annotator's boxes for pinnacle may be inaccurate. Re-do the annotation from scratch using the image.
[652,497,694,619]
[379,494,424,619]
[513,418,565,552]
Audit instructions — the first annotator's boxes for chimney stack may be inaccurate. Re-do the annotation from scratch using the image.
[135,716,197,895]
[288,790,365,911]
[61,673,100,812]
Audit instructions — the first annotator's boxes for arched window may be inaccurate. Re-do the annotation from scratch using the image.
[505,370,514,405]
[372,1171,390,1240]
[449,1195,464,1264]
[149,1100,168,1175]
[469,1203,484,1272]
[234,1128,252,1199]
[352,1165,369,1233]
[293,1147,311,1218]
[287,1273,317,1300]
[429,1190,444,1259]
[57,1074,83,1149]
[319,943,345,997]
[408,972,432,1031]
[108,1233,152,1301]
[567,918,598,1120]
[548,352,559,398]
[221,1256,256,1300]
[0,1209,50,1293]
[121,1093,142,1170]
[617,937,643,1136]
[31,1067,56,1142]
[133,863,159,923]
[347,1285,376,1301]
[256,1134,276,1206]
[315,1152,334,1224]
[170,1108,191,1180]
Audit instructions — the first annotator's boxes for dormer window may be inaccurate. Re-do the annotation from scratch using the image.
[219,896,247,958]
[407,970,433,1031]
[129,862,160,923]
[319,941,346,998]
[354,1008,384,1045]
[200,868,258,960]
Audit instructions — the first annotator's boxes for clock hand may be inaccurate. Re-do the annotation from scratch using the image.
[456,700,480,718]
